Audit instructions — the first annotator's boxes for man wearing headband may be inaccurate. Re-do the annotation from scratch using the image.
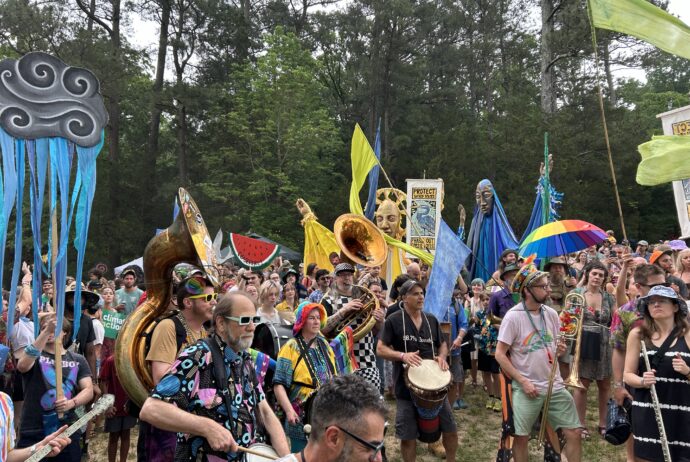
[377,279,457,462]
[273,375,388,462]
[494,264,582,462]
[140,291,289,461]
[141,272,217,462]
[322,263,384,390]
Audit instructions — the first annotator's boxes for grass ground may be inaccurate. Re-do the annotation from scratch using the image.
[89,382,628,461]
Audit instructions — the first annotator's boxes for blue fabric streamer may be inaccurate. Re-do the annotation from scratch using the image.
[27,140,49,335]
[466,180,519,281]
[424,220,472,320]
[6,139,25,339]
[71,133,103,339]
[519,176,563,243]
[364,119,382,221]
[0,128,18,330]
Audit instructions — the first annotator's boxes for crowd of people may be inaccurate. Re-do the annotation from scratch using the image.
[0,233,690,462]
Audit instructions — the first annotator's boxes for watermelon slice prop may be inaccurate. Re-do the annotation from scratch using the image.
[228,233,281,270]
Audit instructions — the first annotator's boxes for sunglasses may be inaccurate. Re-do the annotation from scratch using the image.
[329,423,388,462]
[187,292,218,302]
[224,315,261,325]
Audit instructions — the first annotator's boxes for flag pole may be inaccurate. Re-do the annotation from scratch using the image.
[587,4,628,241]
[49,164,64,417]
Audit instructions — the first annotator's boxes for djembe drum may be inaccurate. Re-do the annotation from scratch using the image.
[404,359,452,443]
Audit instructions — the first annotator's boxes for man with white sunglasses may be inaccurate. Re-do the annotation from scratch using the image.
[141,291,289,461]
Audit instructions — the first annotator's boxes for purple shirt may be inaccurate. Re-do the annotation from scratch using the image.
[489,287,516,319]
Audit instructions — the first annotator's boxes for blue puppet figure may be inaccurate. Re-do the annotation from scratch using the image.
[466,179,519,282]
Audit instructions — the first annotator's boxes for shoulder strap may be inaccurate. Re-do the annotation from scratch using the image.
[171,315,187,352]
[292,336,317,388]
[649,326,680,370]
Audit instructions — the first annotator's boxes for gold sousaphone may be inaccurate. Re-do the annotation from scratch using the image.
[327,214,387,342]
[115,188,220,406]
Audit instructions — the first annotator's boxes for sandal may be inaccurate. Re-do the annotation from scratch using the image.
[598,426,606,438]
[581,429,591,440]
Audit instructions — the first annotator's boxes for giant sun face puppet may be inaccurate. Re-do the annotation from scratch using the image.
[374,188,406,240]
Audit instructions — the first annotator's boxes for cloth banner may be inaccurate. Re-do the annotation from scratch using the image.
[636,135,690,186]
[423,219,471,320]
[588,0,690,60]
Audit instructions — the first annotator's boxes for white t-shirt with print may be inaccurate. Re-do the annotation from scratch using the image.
[497,302,564,393]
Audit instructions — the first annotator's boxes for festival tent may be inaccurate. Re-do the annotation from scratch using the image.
[114,257,143,276]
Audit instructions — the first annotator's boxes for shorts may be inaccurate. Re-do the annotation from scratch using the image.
[477,350,500,374]
[461,348,472,371]
[450,354,464,383]
[395,398,457,440]
[104,415,138,433]
[511,386,581,436]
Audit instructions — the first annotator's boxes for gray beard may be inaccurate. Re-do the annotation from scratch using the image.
[334,440,356,462]
[225,333,253,352]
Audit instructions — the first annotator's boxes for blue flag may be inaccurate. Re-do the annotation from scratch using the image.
[364,119,381,221]
[423,219,472,320]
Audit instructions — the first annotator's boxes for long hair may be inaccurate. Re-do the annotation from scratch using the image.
[640,301,690,341]
[676,249,690,274]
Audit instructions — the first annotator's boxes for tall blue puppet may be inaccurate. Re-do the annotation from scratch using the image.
[466,179,519,281]
[0,52,107,343]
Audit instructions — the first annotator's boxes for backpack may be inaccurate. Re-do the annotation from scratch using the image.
[143,312,187,358]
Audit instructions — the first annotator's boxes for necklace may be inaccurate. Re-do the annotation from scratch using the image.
[176,312,205,345]
[523,304,553,362]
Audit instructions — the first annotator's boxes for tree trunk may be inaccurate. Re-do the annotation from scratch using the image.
[146,0,171,209]
[540,0,557,115]
[602,39,617,103]
[107,0,123,265]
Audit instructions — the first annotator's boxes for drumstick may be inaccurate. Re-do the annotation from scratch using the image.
[236,445,278,460]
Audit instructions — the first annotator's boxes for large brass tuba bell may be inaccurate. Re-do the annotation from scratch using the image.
[327,214,388,341]
[115,188,220,406]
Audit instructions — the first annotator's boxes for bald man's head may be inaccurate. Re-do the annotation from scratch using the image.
[406,263,421,280]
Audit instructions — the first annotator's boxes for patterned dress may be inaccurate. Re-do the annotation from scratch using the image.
[571,287,614,381]
[632,336,690,461]
[323,292,380,389]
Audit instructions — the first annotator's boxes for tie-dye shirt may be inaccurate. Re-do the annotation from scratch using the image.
[151,335,267,462]
[0,392,15,461]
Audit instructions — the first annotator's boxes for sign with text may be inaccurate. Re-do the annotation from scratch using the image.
[102,310,126,339]
[406,179,444,255]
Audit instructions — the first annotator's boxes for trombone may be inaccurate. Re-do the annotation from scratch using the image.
[538,292,586,447]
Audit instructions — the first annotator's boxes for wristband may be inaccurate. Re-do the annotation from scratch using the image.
[72,398,77,408]
[400,352,405,362]
[24,343,42,358]
[613,381,624,389]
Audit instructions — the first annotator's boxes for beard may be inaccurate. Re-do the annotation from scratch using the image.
[225,332,254,352]
[334,440,356,462]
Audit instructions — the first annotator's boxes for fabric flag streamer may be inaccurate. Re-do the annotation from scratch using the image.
[348,124,434,266]
[300,210,340,272]
[423,220,471,320]
[330,326,358,374]
[636,135,690,186]
[520,175,563,243]
[588,0,690,60]
[364,119,382,221]
[0,52,108,339]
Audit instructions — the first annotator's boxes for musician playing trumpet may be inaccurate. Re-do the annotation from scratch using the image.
[623,285,690,462]
[494,264,582,462]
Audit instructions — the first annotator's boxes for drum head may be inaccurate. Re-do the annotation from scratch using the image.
[251,323,294,359]
[244,443,278,461]
[406,359,451,391]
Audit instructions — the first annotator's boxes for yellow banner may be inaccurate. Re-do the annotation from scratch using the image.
[637,135,690,186]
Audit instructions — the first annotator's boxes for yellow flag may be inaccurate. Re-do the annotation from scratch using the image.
[637,135,690,186]
[347,124,434,266]
[301,214,339,273]
[589,0,690,60]
[349,124,379,216]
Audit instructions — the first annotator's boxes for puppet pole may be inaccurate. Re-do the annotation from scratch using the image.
[50,170,64,416]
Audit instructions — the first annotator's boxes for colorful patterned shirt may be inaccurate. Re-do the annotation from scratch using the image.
[0,392,15,461]
[609,298,642,351]
[151,335,266,461]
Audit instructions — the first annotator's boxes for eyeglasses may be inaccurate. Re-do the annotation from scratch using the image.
[319,277,332,282]
[224,315,261,325]
[187,292,218,302]
[328,423,388,462]
[640,282,671,289]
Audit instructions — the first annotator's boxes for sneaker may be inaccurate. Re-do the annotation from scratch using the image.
[493,398,502,412]
[455,399,469,409]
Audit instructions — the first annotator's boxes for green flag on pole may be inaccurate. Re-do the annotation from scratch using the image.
[588,0,690,60]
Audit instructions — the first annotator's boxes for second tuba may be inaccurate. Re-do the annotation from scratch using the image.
[115,188,220,406]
